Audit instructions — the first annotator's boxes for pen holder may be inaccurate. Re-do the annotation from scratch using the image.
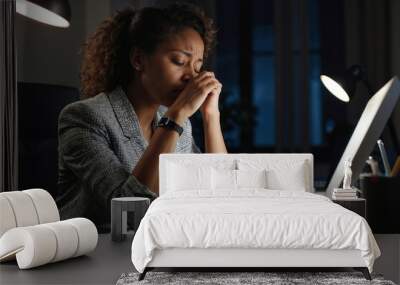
[360,175,400,233]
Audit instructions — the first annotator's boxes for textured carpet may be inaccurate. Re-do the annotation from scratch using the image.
[116,271,396,285]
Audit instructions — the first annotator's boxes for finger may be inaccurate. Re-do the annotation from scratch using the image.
[198,71,215,78]
[198,77,219,90]
[194,71,215,83]
[192,81,218,99]
[193,73,213,86]
[209,84,222,96]
[215,82,222,90]
[200,80,220,96]
[198,82,220,97]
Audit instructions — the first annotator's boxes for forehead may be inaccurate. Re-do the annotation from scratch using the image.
[158,28,204,57]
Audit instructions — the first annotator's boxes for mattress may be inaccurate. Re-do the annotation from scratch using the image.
[131,189,380,273]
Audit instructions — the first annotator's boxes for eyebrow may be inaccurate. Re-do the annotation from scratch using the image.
[171,49,203,62]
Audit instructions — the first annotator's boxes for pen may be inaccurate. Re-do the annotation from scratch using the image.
[377,139,391,176]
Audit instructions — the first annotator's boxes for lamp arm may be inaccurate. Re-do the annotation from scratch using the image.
[361,79,400,155]
[361,78,374,98]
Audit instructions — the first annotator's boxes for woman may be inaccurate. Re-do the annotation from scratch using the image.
[57,3,227,231]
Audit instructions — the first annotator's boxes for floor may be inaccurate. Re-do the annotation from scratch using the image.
[0,234,399,284]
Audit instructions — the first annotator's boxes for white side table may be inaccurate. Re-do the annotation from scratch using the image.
[111,197,150,242]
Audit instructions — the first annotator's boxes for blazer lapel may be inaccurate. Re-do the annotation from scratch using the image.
[108,87,168,149]
[107,86,140,139]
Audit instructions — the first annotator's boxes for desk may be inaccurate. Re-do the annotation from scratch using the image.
[373,234,400,284]
[1,233,398,284]
[0,234,133,285]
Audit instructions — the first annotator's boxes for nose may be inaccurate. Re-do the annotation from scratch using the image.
[181,67,196,82]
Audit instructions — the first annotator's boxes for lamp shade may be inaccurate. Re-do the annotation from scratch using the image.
[320,65,366,102]
[320,75,350,102]
[16,0,71,28]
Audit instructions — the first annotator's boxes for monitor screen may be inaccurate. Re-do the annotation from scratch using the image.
[326,76,400,197]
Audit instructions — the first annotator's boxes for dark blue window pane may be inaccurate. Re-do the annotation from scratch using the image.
[252,0,275,147]
[216,0,241,148]
[310,0,320,50]
[309,54,322,145]
[252,0,274,52]
[220,83,241,148]
[292,54,301,146]
[253,56,275,146]
[253,25,274,53]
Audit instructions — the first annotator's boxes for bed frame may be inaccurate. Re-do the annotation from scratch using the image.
[139,248,371,280]
[137,154,372,281]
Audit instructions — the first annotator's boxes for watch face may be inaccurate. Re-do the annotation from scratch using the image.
[157,117,183,136]
[158,117,166,127]
[163,118,170,125]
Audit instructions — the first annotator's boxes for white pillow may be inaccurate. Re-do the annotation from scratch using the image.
[211,168,268,190]
[266,167,307,191]
[212,168,236,190]
[236,169,268,188]
[167,163,212,191]
[237,159,309,191]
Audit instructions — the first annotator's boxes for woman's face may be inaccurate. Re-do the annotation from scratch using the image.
[134,27,205,106]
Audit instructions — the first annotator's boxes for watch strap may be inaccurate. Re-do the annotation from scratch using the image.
[157,117,183,136]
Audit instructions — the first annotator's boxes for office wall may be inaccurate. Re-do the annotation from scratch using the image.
[16,0,112,89]
[390,0,400,137]
[344,0,400,145]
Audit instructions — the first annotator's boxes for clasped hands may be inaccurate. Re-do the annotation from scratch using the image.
[165,71,222,125]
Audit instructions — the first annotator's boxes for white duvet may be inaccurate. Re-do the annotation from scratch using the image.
[131,190,380,273]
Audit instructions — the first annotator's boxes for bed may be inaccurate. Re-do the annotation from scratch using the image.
[131,154,380,280]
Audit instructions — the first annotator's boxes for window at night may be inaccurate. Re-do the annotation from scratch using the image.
[216,0,323,150]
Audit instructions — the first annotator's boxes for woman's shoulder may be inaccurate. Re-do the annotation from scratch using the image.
[60,92,109,115]
[58,92,112,129]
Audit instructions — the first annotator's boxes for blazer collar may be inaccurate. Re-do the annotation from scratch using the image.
[107,86,164,141]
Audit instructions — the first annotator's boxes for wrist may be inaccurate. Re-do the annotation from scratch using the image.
[157,117,183,136]
[202,110,220,123]
[164,108,187,126]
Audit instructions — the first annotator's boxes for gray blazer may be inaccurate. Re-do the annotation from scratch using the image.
[57,87,200,231]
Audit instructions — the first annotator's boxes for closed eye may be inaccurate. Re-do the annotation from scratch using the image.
[172,59,185,66]
[171,57,202,73]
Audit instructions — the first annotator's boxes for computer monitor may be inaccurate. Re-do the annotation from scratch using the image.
[326,76,400,197]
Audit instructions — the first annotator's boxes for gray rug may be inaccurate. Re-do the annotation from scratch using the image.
[116,271,396,285]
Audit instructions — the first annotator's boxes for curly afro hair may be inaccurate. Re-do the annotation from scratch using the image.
[80,3,217,98]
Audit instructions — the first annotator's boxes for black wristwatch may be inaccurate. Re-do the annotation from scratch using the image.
[157,116,183,136]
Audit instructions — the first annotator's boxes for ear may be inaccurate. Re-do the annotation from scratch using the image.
[129,48,144,72]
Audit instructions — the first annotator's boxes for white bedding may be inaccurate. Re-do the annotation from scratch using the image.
[131,190,380,273]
